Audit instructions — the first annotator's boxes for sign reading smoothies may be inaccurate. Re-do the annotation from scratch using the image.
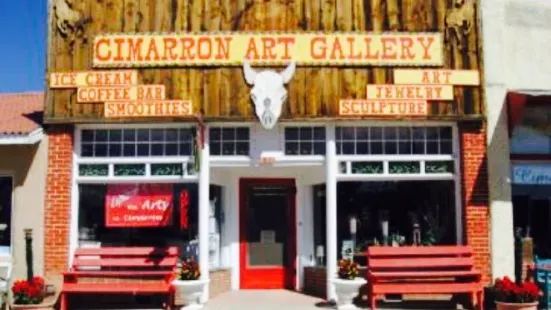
[105,184,174,227]
[93,33,443,67]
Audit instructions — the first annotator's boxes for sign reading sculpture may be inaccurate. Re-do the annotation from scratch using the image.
[93,33,443,67]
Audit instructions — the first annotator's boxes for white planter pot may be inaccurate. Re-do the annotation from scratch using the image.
[171,279,210,310]
[331,278,367,310]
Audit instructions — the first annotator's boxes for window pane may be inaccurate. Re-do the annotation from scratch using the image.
[123,129,136,142]
[335,127,342,140]
[222,128,235,140]
[299,127,313,140]
[108,144,122,157]
[109,129,122,142]
[151,129,164,141]
[384,140,398,154]
[285,142,299,155]
[236,128,250,140]
[137,129,149,141]
[236,142,249,155]
[426,141,439,154]
[342,142,355,154]
[342,127,355,140]
[398,141,412,154]
[179,142,192,156]
[222,142,234,155]
[82,144,93,157]
[151,143,164,156]
[384,127,397,140]
[398,127,411,140]
[300,142,313,155]
[357,142,368,154]
[82,130,94,142]
[166,143,178,156]
[412,128,425,140]
[370,127,383,140]
[210,128,221,141]
[123,144,136,156]
[440,141,453,154]
[137,144,149,156]
[356,128,369,140]
[426,127,439,139]
[412,141,425,154]
[166,129,178,141]
[440,127,452,139]
[370,142,383,154]
[95,143,107,157]
[180,128,194,142]
[336,142,342,154]
[314,127,325,140]
[96,130,108,142]
[313,142,326,155]
[210,142,221,155]
[285,128,298,140]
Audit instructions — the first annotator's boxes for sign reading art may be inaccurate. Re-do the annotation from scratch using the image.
[105,184,174,227]
[93,33,443,67]
[48,69,193,118]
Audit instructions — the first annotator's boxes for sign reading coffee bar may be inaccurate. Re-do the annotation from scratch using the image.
[48,32,479,123]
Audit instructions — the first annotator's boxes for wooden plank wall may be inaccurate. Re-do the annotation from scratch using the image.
[46,0,483,123]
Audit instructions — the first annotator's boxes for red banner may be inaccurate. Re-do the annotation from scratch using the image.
[105,184,173,227]
[179,190,189,230]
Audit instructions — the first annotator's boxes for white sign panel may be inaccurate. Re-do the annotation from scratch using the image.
[512,164,551,185]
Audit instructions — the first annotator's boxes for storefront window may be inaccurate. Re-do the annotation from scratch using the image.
[209,127,250,156]
[510,105,551,154]
[0,177,12,254]
[312,181,457,264]
[77,183,224,265]
[284,127,326,155]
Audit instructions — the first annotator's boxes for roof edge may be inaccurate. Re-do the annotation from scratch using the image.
[0,128,44,145]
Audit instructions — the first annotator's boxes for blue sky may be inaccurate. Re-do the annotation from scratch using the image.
[0,1,47,93]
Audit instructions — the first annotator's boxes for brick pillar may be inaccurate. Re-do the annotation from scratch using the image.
[459,122,491,285]
[44,125,73,279]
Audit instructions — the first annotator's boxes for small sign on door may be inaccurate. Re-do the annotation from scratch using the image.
[260,230,276,243]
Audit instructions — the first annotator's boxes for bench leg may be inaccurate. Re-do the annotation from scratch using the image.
[60,293,67,310]
[369,294,376,310]
[477,290,484,310]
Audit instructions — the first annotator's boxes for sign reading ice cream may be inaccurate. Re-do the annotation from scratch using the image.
[93,33,443,67]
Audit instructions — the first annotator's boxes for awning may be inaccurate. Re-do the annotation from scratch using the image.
[0,92,44,145]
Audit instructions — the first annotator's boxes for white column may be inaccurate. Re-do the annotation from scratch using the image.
[199,128,210,303]
[481,0,515,280]
[325,124,338,301]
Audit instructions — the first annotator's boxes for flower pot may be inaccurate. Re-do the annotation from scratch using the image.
[495,301,539,310]
[330,278,367,310]
[172,279,210,310]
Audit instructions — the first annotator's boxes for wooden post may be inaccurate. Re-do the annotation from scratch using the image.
[24,228,34,282]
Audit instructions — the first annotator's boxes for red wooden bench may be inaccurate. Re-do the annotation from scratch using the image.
[366,246,483,310]
[60,246,179,310]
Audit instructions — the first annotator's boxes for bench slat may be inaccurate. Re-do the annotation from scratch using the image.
[368,257,473,269]
[64,271,172,277]
[73,257,177,268]
[367,246,473,257]
[371,282,482,294]
[63,282,170,293]
[369,270,481,279]
[74,247,179,257]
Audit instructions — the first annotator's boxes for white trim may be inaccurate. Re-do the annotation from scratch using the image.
[76,156,193,164]
[452,125,464,244]
[0,128,43,145]
[69,129,79,267]
[76,176,199,184]
[337,173,454,182]
[337,155,455,161]
[76,123,195,130]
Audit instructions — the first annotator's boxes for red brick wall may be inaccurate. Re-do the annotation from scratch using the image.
[459,122,491,284]
[44,125,73,279]
[303,267,327,299]
[209,269,232,298]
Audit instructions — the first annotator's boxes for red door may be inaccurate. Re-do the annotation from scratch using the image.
[239,178,297,289]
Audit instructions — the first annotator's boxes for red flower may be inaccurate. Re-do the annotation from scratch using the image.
[11,276,46,305]
[492,276,541,303]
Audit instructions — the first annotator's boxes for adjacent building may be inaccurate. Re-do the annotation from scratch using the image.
[45,0,490,302]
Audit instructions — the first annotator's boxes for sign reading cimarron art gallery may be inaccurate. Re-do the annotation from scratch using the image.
[92,33,443,67]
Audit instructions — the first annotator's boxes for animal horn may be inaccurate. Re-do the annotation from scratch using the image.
[243,60,257,85]
[280,61,296,84]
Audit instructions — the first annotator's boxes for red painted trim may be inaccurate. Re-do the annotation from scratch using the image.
[239,178,297,290]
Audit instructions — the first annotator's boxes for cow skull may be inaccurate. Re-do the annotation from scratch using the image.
[243,61,296,130]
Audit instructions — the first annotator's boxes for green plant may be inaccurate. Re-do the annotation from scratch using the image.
[337,259,359,280]
[175,259,201,281]
[11,276,45,305]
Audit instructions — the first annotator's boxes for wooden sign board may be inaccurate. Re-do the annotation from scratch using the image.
[49,70,138,88]
[393,69,480,85]
[104,100,193,118]
[366,85,454,101]
[77,85,166,103]
[339,100,428,116]
[93,33,443,67]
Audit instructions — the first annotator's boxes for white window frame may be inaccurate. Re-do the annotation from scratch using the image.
[279,125,327,157]
[0,174,14,257]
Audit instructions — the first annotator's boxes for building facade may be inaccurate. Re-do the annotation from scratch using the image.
[45,0,490,302]
[481,0,551,280]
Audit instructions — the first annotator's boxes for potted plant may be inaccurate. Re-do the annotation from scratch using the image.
[9,276,49,310]
[171,259,209,310]
[492,276,540,310]
[330,258,366,310]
